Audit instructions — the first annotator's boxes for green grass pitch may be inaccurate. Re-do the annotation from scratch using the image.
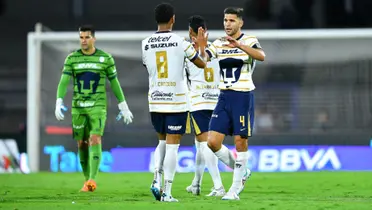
[0,172,371,209]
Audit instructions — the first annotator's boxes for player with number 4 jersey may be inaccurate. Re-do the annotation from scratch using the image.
[55,25,133,192]
[142,3,207,202]
[199,7,266,200]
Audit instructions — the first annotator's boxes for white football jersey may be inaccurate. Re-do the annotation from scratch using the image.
[206,34,262,92]
[185,42,220,112]
[142,31,199,112]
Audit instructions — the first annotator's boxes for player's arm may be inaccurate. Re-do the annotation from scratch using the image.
[55,56,72,121]
[141,40,147,68]
[106,56,133,125]
[225,36,265,61]
[183,39,206,68]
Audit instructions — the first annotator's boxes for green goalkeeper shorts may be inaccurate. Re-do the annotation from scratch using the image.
[72,114,107,140]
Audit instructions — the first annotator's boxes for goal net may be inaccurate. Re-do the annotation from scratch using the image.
[27,28,372,172]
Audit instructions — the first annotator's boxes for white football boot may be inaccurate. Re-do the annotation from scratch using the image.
[186,184,201,195]
[237,168,251,195]
[161,193,179,202]
[221,191,240,200]
[206,186,226,197]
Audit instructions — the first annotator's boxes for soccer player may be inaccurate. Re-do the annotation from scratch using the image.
[199,7,266,200]
[142,3,207,202]
[55,25,134,192]
[184,15,225,197]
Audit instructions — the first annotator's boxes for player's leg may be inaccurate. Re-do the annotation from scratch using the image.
[208,96,236,170]
[78,126,91,192]
[153,132,166,190]
[72,114,90,192]
[186,112,205,195]
[187,110,225,196]
[149,112,166,200]
[162,112,188,202]
[86,113,107,192]
[223,91,254,200]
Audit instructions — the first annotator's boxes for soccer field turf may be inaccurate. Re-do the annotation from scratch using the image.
[0,172,371,209]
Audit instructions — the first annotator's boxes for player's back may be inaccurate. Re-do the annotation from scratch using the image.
[142,32,198,113]
[65,49,114,114]
[186,42,220,112]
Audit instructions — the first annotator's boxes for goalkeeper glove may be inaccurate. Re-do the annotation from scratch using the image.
[117,100,133,125]
[55,98,68,121]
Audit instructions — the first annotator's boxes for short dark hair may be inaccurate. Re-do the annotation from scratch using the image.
[188,15,206,34]
[224,7,244,19]
[154,3,175,24]
[79,25,95,37]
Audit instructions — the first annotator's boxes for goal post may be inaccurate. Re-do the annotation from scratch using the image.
[27,28,372,172]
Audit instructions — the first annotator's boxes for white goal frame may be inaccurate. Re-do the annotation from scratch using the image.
[27,28,372,172]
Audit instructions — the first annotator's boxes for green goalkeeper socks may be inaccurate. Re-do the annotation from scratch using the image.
[78,147,90,181]
[88,144,102,180]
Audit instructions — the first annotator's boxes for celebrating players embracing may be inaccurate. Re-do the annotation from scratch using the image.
[199,7,266,200]
[142,3,206,202]
[184,15,225,197]
[55,25,134,192]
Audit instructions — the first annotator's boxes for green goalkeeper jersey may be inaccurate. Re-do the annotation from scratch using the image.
[62,49,117,115]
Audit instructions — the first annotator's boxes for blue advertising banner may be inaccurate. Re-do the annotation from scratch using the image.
[43,145,372,173]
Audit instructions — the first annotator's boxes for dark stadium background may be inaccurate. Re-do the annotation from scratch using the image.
[0,0,371,172]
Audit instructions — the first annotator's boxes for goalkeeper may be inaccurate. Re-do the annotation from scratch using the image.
[55,25,133,192]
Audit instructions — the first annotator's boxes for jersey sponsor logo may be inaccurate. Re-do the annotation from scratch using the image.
[148,36,172,43]
[167,125,182,131]
[78,101,95,107]
[72,124,85,129]
[75,63,101,69]
[150,91,174,101]
[196,84,218,90]
[202,92,219,100]
[158,82,176,87]
[221,49,242,54]
[149,42,178,49]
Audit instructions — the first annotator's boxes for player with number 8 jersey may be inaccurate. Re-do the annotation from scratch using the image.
[142,3,207,202]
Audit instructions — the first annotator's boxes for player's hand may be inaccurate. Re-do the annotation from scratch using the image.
[223,36,240,48]
[55,98,67,121]
[195,27,208,49]
[117,101,133,125]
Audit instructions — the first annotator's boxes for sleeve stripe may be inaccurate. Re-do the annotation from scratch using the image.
[189,52,199,62]
[209,44,217,55]
[250,42,259,47]
[108,75,117,81]
[187,50,197,59]
[107,64,115,69]
[206,50,212,59]
[62,72,72,75]
[107,72,117,76]
[207,47,217,57]
[184,44,192,52]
